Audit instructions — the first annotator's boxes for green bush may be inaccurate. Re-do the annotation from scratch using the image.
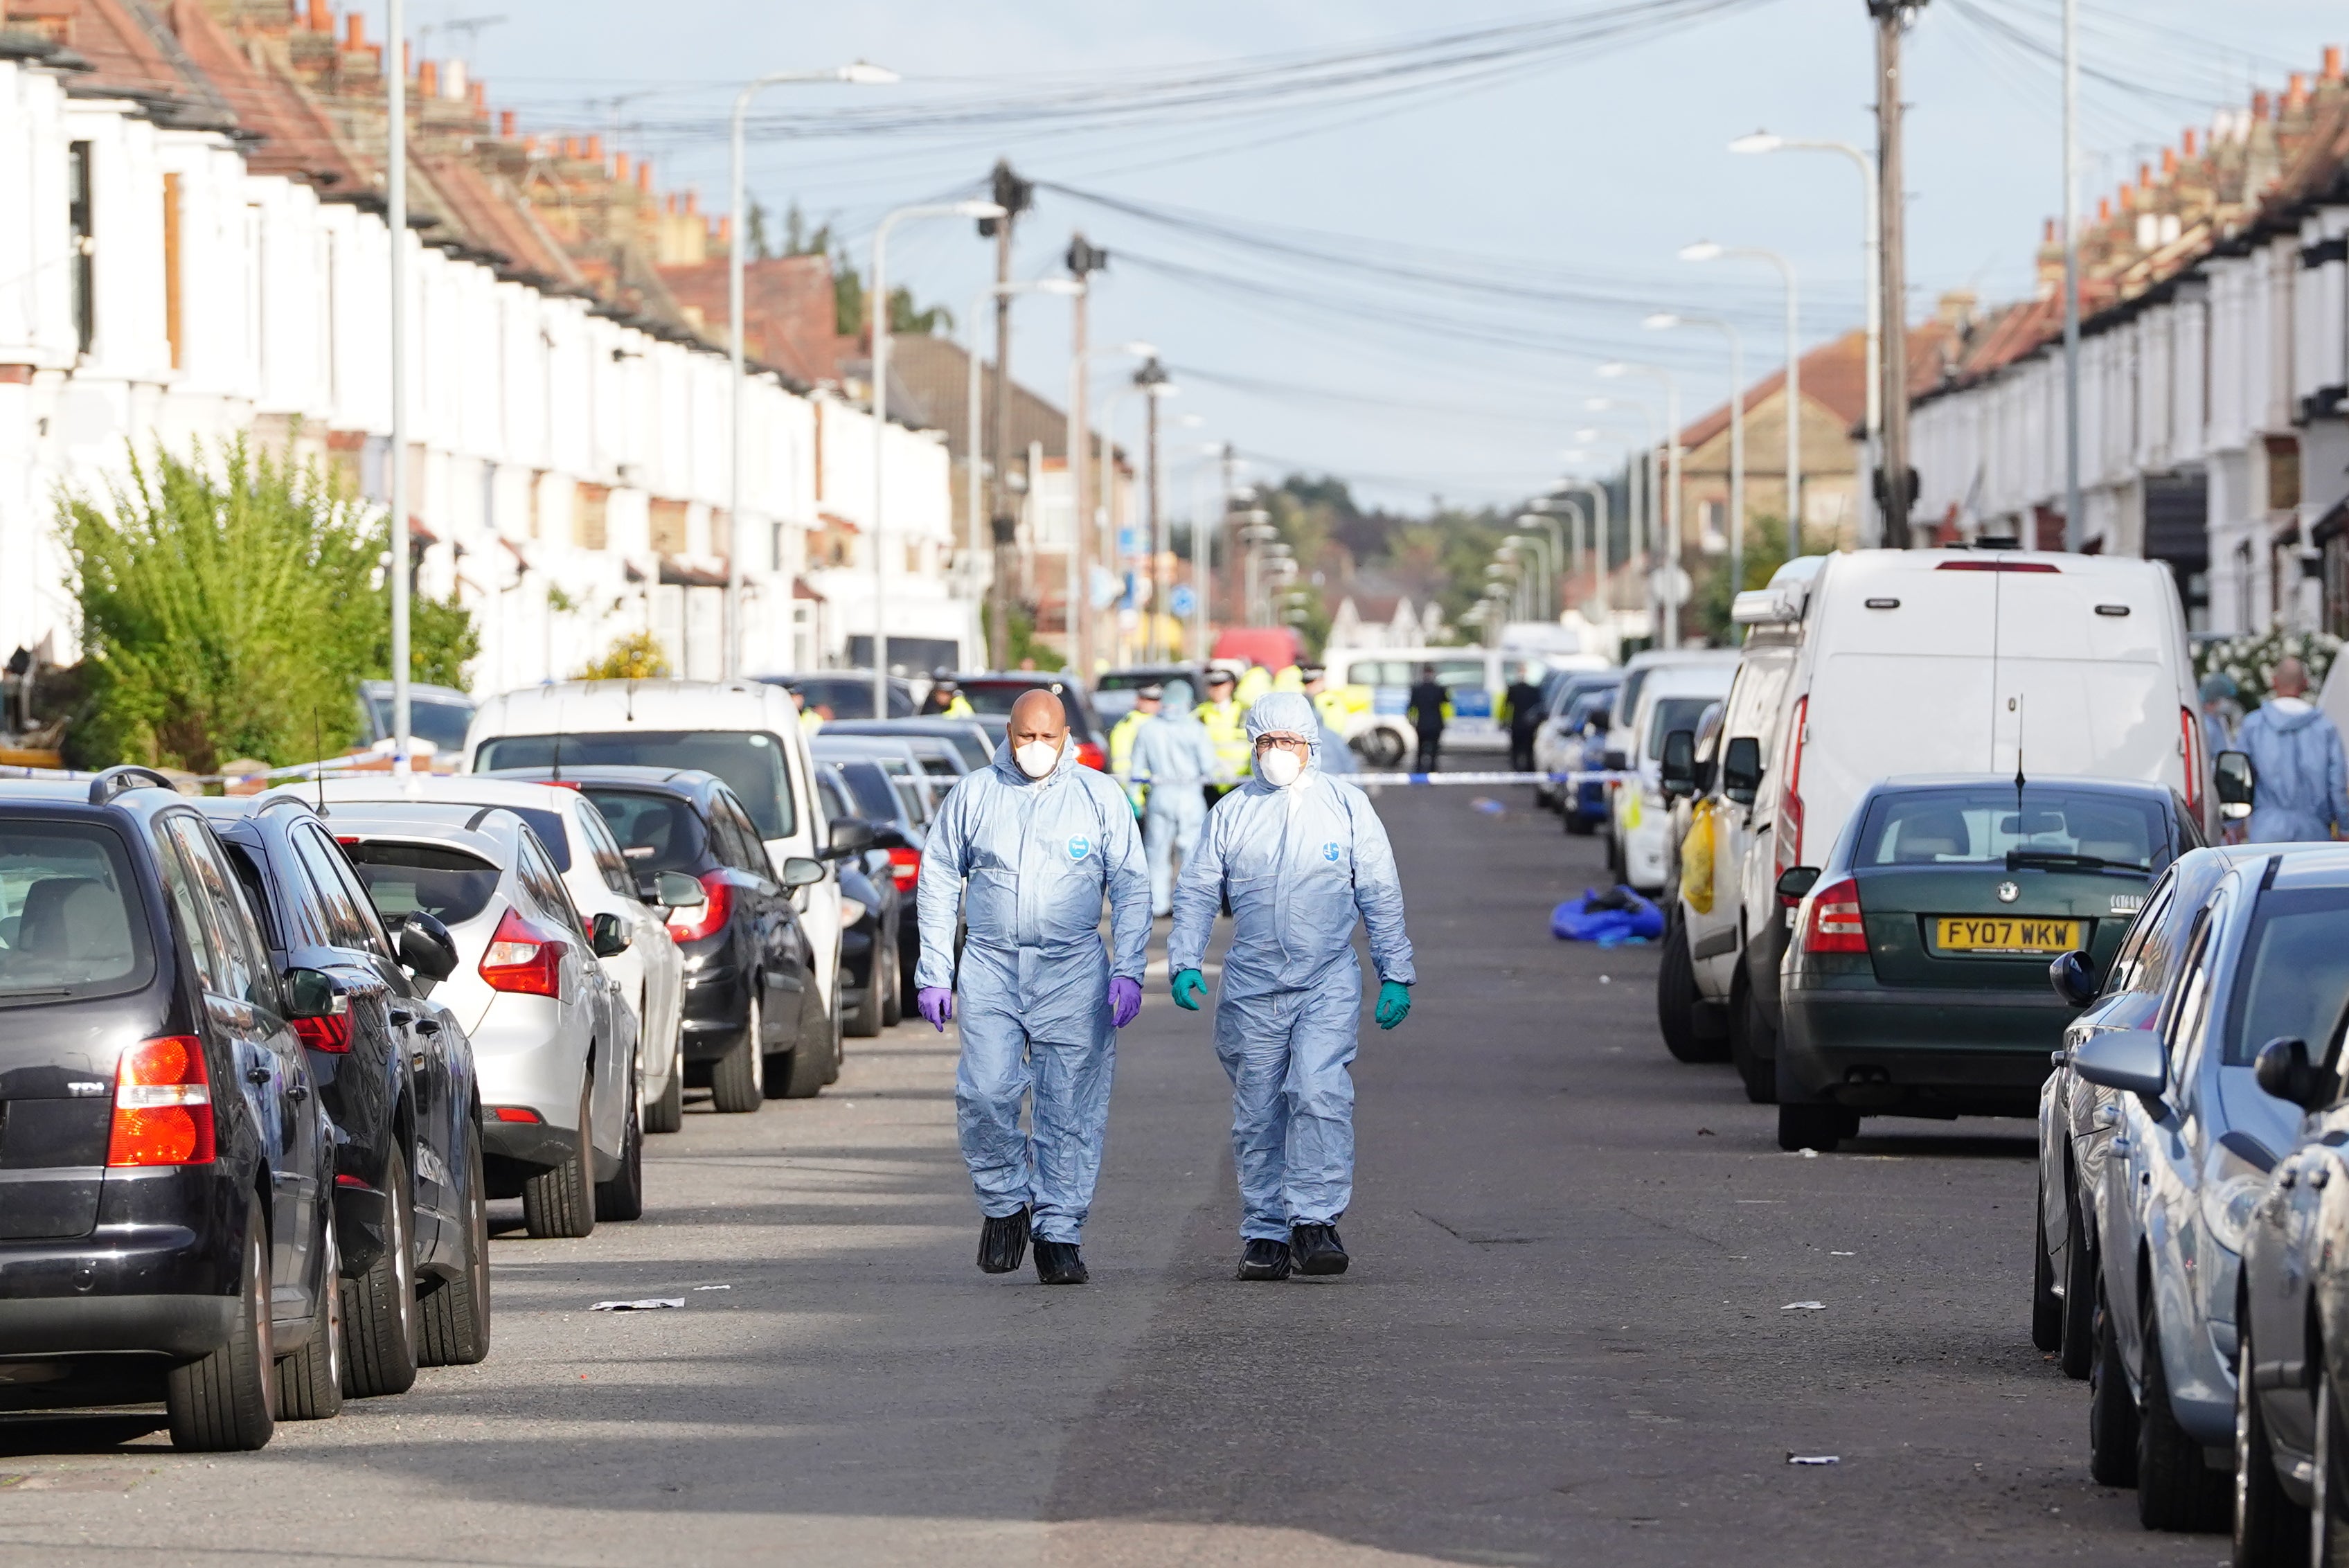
[60,438,475,774]
[577,631,671,681]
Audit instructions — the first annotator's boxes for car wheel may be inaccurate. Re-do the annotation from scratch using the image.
[2088,1274,2141,1486]
[2137,1302,2232,1529]
[521,1080,596,1238]
[2030,1177,2063,1354]
[1362,728,1404,769]
[1731,977,1778,1105]
[274,1218,343,1420]
[2236,1321,2309,1562]
[882,936,903,1027]
[420,1119,492,1366]
[769,1005,834,1099]
[1776,1102,1841,1153]
[166,1196,274,1451]
[594,1053,645,1222]
[846,952,884,1039]
[343,1143,421,1396]
[2059,1182,2097,1380]
[1656,914,1726,1064]
[643,1032,684,1136]
[711,992,765,1113]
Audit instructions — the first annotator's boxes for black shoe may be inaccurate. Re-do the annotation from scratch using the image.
[1237,1239,1292,1281]
[1291,1222,1349,1276]
[1034,1239,1089,1285]
[977,1208,1030,1274]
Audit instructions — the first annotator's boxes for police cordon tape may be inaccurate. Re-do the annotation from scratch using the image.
[1350,769,1638,787]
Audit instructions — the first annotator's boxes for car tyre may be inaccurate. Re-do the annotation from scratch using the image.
[2137,1303,2232,1529]
[521,1081,596,1238]
[846,952,884,1038]
[274,1219,343,1420]
[1656,914,1726,1064]
[710,993,765,1113]
[882,935,904,1027]
[343,1143,421,1396]
[166,1197,274,1452]
[2030,1177,2063,1354]
[769,997,835,1100]
[2089,1275,2141,1487]
[2235,1322,2308,1564]
[643,1039,684,1135]
[2058,1182,2097,1380]
[1777,1102,1841,1153]
[1731,976,1778,1105]
[420,1119,492,1366]
[594,1053,645,1222]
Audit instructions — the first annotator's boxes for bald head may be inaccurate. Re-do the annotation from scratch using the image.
[1008,688,1069,749]
[2275,657,2310,699]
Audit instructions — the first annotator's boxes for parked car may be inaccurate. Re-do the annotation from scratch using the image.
[510,767,849,1107]
[821,758,929,1020]
[1548,689,1616,837]
[1325,645,1591,758]
[1734,547,2210,1113]
[357,679,476,766]
[0,767,340,1450]
[1094,665,1206,726]
[1776,774,2196,1152]
[812,763,909,1033]
[757,672,918,720]
[1531,671,1620,810]
[319,775,686,1134]
[199,792,485,1396]
[2071,846,2349,1533]
[952,675,1112,770]
[327,802,640,1236]
[464,679,848,1059]
[1609,660,1736,894]
[817,717,994,772]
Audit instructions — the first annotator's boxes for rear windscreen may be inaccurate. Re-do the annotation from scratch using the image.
[775,677,913,720]
[957,681,1099,733]
[839,762,906,825]
[476,731,796,841]
[2224,887,2349,1067]
[341,840,501,926]
[1856,787,2168,870]
[584,790,705,875]
[0,822,152,1004]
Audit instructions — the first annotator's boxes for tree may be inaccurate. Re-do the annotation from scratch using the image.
[575,630,672,681]
[745,201,774,261]
[1688,513,1821,643]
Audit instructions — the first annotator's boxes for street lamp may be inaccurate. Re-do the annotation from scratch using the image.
[870,198,1006,717]
[1095,350,1175,659]
[1514,510,1566,618]
[1598,362,1681,648]
[1645,310,1745,598]
[1683,239,1800,578]
[1551,477,1614,645]
[1582,391,1668,648]
[1729,127,1879,544]
[962,278,1082,603]
[1503,533,1555,620]
[727,61,898,679]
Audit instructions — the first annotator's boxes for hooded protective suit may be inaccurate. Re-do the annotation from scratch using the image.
[1131,697,1223,916]
[916,736,1150,1243]
[1168,692,1415,1242]
[2237,697,2349,843]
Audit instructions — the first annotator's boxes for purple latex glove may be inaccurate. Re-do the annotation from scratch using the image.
[1108,976,1143,1029]
[918,986,954,1032]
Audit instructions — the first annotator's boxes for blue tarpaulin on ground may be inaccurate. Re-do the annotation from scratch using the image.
[1551,887,1664,946]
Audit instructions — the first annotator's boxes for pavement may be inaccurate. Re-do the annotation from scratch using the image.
[0,771,2216,1565]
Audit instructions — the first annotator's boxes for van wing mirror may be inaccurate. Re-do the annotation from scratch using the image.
[2215,750,2255,819]
[2255,1036,2337,1111]
[2047,949,2098,1008]
[1659,729,1698,799]
[2071,1027,2165,1098]
[1722,736,1763,805]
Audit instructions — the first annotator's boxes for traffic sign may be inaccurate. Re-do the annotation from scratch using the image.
[1169,585,1197,617]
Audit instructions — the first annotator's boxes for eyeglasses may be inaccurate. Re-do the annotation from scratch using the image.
[1253,733,1310,754]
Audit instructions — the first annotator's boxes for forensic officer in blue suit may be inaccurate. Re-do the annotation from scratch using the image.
[1129,679,1224,917]
[916,688,1150,1285]
[1168,691,1415,1281]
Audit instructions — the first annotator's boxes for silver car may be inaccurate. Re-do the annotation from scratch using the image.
[2071,846,2345,1533]
[325,803,641,1240]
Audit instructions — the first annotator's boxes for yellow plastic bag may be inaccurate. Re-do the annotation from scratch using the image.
[1681,801,1717,915]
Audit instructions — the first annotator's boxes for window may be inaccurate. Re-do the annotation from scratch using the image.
[308,830,398,961]
[289,825,374,951]
[584,789,706,875]
[476,731,796,841]
[2218,884,2349,1066]
[714,799,770,877]
[342,839,502,927]
[518,836,585,935]
[0,820,151,1001]
[2102,873,2176,997]
[1644,697,1717,760]
[573,799,635,897]
[1856,785,2168,871]
[68,141,93,356]
[162,816,269,1007]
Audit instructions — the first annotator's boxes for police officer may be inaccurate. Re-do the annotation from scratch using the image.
[1197,668,1252,796]
[924,672,974,718]
[1108,684,1163,811]
[1503,670,1546,775]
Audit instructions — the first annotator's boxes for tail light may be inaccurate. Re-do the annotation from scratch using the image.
[1801,875,1868,954]
[290,1010,353,1053]
[1935,560,2060,573]
[107,1035,216,1167]
[1774,696,1809,898]
[2180,706,2203,817]
[479,907,568,998]
[1076,740,1107,772]
[886,846,920,893]
[664,871,732,943]
[490,1106,543,1123]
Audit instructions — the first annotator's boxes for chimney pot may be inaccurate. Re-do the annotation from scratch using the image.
[499,108,515,137]
[2254,90,2271,120]
[345,12,363,46]
[418,59,436,98]
[2137,161,2152,190]
[2042,216,2057,243]
[614,152,631,181]
[471,82,486,111]
[2183,127,2198,156]
[2098,196,2111,223]
[685,190,699,215]
[718,215,733,244]
[2328,45,2344,82]
[665,193,677,215]
[2289,73,2310,108]
[636,160,652,193]
[586,134,602,161]
[2161,147,2177,177]
[307,0,330,31]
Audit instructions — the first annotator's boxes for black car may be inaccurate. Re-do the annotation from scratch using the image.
[818,718,994,772]
[0,767,341,1450]
[814,763,909,1033]
[758,672,917,720]
[497,767,846,1111]
[199,794,485,1394]
[954,675,1111,772]
[824,758,930,1018]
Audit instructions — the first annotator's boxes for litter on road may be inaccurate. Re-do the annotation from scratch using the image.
[1787,1454,1841,1466]
[1781,1301,1827,1311]
[1551,886,1663,945]
[588,1298,686,1312]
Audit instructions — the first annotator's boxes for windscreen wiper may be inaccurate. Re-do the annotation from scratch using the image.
[2006,850,2144,875]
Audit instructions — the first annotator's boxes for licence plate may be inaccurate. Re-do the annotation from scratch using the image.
[1935,916,2082,955]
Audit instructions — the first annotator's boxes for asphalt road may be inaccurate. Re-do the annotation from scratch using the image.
[0,772,2219,1565]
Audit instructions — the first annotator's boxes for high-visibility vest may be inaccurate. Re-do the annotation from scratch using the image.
[1198,697,1251,779]
[1234,665,1272,706]
[1273,664,1305,693]
[1310,688,1350,731]
[940,694,973,718]
[1109,710,1153,808]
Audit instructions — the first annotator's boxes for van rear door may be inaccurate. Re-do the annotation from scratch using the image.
[1992,560,2178,791]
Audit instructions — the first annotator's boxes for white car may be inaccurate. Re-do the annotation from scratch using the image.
[323,801,642,1239]
[316,775,687,1134]
[1609,661,1736,894]
[461,680,848,1069]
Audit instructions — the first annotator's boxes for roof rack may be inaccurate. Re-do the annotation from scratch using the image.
[87,765,181,805]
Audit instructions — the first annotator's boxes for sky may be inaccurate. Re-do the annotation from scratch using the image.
[434,0,2346,515]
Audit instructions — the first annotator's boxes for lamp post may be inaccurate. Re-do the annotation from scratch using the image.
[1092,349,1170,659]
[1515,509,1567,619]
[1588,376,1678,648]
[727,62,897,679]
[1729,130,1880,545]
[870,198,1006,718]
[388,0,409,772]
[1682,240,1800,576]
[1553,475,1614,648]
[963,280,1082,609]
[1503,533,1554,620]
[1644,311,1744,600]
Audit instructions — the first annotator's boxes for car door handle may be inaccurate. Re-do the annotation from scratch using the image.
[287,1085,308,1102]
[415,1018,441,1036]
[2111,1135,2132,1153]
[246,1067,271,1085]
[2315,1168,2332,1190]
[388,1008,413,1026]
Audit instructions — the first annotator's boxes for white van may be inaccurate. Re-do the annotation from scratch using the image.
[1729,548,2206,1103]
[1610,660,1735,893]
[461,681,848,1047]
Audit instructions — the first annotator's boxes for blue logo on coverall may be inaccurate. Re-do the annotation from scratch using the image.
[1067,835,1091,862]
[1323,842,1341,862]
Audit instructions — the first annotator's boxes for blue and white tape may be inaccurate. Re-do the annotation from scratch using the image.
[1351,770,1636,787]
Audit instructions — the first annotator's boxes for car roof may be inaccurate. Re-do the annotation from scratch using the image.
[314,802,521,862]
[472,679,795,733]
[1623,648,1740,670]
[358,679,472,703]
[316,774,586,823]
[2261,846,2349,890]
[485,764,722,794]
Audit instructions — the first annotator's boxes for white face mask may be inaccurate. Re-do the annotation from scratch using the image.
[1014,740,1061,779]
[1258,748,1305,788]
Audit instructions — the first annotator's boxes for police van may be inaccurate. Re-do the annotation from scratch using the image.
[1324,645,1602,764]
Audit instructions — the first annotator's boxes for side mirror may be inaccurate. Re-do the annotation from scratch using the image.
[2048,948,2098,1008]
[282,966,343,1020]
[867,822,912,852]
[1602,749,1629,773]
[1722,736,1764,805]
[826,818,875,859]
[394,911,458,985]
[2215,750,2255,819]
[590,911,632,959]
[1659,729,1698,799]
[1775,866,1820,902]
[2070,1027,2166,1097]
[2255,1035,2337,1111]
[781,856,827,889]
[654,870,705,910]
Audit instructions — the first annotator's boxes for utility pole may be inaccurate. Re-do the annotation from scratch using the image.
[1871,0,1924,548]
[1064,235,1107,675]
[2061,0,2082,551]
[1143,364,1164,661]
[388,0,410,774]
[981,160,1032,667]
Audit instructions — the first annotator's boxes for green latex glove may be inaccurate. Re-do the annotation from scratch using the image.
[1375,981,1412,1030]
[1172,968,1208,1010]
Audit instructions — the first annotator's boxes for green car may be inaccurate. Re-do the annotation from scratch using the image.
[1775,775,2202,1152]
